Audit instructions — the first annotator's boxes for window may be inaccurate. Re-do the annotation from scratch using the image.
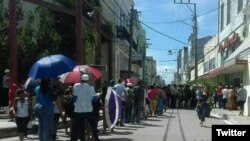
[220,4,224,31]
[227,0,231,25]
[209,58,216,70]
[204,61,209,73]
[238,0,243,13]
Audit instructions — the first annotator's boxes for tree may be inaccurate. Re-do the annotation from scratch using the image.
[17,6,61,81]
[0,0,8,87]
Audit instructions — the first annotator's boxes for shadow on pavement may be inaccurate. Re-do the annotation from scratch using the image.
[144,118,162,121]
[113,127,138,130]
[201,125,212,128]
[111,131,133,135]
[122,125,145,128]
[101,138,133,141]
[140,122,164,127]
[155,114,175,118]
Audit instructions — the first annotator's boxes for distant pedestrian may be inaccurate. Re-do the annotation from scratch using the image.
[70,74,100,141]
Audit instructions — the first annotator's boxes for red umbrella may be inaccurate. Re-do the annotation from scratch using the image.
[122,78,137,85]
[59,65,102,83]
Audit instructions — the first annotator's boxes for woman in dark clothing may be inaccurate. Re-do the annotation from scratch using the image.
[196,87,207,127]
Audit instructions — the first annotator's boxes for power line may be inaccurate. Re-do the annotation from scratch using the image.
[141,4,218,25]
[148,47,180,50]
[140,21,189,46]
[157,59,177,62]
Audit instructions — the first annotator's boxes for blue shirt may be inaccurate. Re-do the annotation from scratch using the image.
[34,86,54,108]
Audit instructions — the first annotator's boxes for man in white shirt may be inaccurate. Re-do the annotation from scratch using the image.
[70,74,100,141]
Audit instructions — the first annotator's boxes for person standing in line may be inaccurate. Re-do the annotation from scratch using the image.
[226,85,237,110]
[131,81,145,124]
[51,84,63,140]
[170,84,177,108]
[114,78,126,126]
[147,86,157,117]
[13,89,32,141]
[236,84,247,116]
[217,83,223,109]
[212,88,218,108]
[222,85,228,109]
[70,74,99,141]
[62,86,75,135]
[100,80,108,133]
[1,69,10,111]
[34,78,55,141]
[124,83,134,124]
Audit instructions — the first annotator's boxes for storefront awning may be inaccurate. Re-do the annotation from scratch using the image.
[200,60,247,79]
[224,36,250,65]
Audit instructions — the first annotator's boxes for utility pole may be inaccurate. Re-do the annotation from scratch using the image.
[76,0,83,64]
[174,0,198,80]
[94,7,102,89]
[193,4,198,80]
[128,5,134,78]
[9,0,17,84]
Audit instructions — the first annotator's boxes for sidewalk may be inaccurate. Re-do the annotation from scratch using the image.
[210,108,250,125]
[1,108,250,139]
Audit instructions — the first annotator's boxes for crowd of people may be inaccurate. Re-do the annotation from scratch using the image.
[0,68,248,141]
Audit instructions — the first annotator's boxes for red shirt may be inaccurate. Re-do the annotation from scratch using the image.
[8,83,17,107]
[217,85,222,96]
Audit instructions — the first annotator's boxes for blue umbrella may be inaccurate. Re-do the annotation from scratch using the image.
[28,54,77,79]
[23,77,40,92]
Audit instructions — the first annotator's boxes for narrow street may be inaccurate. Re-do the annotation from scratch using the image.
[0,109,232,141]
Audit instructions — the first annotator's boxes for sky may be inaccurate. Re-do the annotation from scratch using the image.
[134,0,218,84]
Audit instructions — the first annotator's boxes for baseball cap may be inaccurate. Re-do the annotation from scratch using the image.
[81,74,89,81]
[4,69,10,73]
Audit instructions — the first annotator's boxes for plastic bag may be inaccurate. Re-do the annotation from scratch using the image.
[27,120,34,129]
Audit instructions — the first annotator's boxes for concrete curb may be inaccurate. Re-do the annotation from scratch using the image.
[0,121,64,139]
[210,111,235,124]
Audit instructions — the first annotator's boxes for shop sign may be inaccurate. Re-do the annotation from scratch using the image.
[219,32,239,52]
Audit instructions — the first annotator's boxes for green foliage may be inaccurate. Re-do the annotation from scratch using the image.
[83,23,96,64]
[187,79,217,107]
[16,6,61,80]
[88,0,101,7]
[53,0,75,9]
[0,0,8,81]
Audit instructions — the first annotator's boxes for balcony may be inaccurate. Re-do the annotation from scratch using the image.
[132,53,143,66]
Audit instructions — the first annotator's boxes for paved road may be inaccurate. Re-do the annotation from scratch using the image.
[1,109,231,141]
